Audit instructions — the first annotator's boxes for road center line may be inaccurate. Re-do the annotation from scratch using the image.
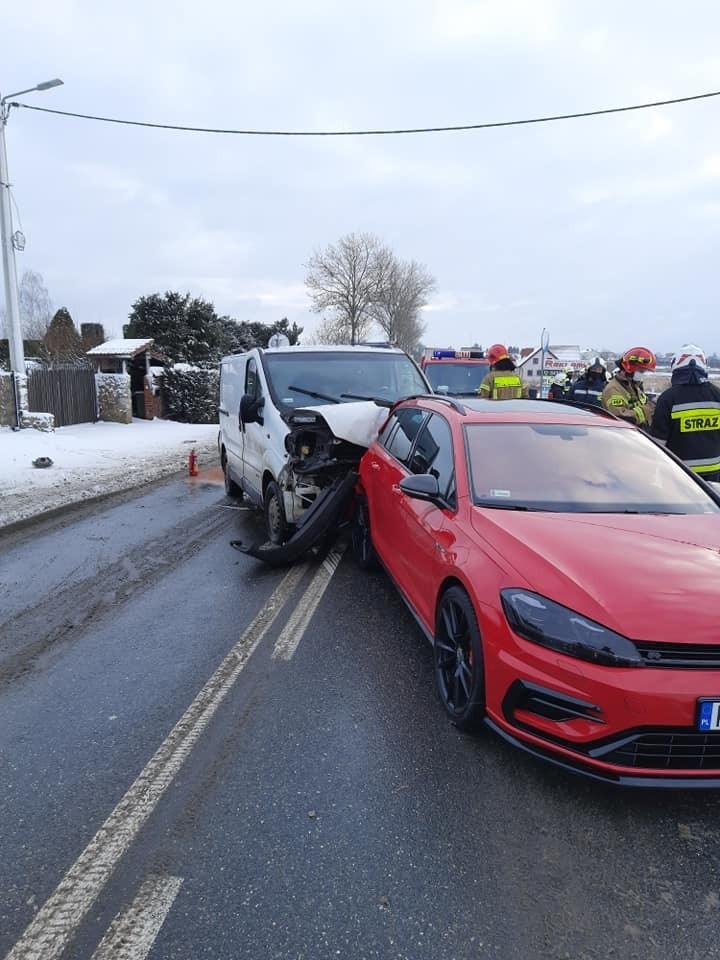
[272,546,345,660]
[4,561,310,960]
[90,875,183,960]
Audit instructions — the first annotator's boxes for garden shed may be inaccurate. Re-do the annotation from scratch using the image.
[87,338,170,419]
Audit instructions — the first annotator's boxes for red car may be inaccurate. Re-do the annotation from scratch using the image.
[356,396,720,787]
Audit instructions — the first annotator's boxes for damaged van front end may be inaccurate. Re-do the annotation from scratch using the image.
[233,402,389,565]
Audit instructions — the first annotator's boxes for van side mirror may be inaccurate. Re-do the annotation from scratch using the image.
[240,394,264,426]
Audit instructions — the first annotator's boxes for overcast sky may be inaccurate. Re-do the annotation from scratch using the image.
[4,0,720,353]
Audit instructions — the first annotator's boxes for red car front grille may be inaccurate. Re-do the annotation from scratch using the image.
[635,642,720,668]
[598,732,720,770]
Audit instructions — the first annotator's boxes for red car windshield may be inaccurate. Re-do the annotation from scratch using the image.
[464,422,720,514]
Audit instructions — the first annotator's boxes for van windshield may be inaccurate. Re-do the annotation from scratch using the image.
[424,362,489,396]
[263,352,428,409]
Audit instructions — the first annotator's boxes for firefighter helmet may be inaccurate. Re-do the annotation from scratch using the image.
[620,347,656,374]
[487,343,510,365]
[671,344,707,374]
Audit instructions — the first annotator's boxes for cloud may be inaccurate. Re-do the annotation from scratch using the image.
[574,154,720,205]
[425,0,559,47]
[70,163,167,206]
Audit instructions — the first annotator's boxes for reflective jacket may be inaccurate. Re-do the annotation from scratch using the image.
[567,375,605,407]
[478,370,527,400]
[651,380,720,480]
[601,374,655,429]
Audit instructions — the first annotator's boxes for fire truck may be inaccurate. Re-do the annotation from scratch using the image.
[420,349,490,397]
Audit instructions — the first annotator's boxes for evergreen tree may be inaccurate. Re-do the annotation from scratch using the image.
[43,307,84,365]
[125,292,228,366]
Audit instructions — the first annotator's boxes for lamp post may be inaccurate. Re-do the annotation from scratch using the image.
[0,78,63,373]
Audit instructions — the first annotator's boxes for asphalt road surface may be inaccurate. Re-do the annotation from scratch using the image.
[1,466,719,960]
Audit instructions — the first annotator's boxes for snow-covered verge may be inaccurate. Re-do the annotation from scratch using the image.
[0,419,220,529]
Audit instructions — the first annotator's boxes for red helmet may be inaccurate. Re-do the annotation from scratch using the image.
[620,347,656,374]
[487,343,510,365]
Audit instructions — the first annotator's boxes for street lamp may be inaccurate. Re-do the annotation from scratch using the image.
[0,78,63,374]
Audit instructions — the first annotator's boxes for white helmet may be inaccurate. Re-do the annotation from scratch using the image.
[672,344,707,373]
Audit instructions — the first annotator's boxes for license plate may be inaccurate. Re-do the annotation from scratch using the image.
[698,700,720,731]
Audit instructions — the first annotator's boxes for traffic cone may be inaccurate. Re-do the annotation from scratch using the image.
[189,448,199,476]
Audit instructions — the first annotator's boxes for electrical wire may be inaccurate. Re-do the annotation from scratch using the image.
[10,89,720,137]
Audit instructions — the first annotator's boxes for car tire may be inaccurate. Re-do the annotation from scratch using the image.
[222,454,242,499]
[264,480,292,545]
[351,495,376,570]
[434,586,486,732]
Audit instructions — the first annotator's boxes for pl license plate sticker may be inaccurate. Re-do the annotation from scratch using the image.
[698,700,720,731]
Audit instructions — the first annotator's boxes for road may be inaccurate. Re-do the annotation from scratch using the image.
[1,467,719,960]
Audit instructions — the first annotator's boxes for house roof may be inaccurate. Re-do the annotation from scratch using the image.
[86,338,155,358]
[549,344,583,362]
[516,347,557,368]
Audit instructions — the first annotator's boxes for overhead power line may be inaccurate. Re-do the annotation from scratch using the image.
[9,89,720,137]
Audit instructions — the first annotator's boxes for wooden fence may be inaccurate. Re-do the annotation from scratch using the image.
[27,365,98,427]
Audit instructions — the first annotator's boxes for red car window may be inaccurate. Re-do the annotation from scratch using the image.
[382,408,428,467]
[411,414,456,508]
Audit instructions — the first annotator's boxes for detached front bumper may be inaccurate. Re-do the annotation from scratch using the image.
[231,472,357,566]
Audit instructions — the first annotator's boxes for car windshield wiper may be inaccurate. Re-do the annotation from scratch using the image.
[288,385,340,404]
[474,501,545,511]
[340,392,394,408]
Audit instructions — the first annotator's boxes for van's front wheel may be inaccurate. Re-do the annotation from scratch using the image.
[264,481,291,544]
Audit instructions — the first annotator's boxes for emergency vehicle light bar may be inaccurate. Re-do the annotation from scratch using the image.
[431,349,486,360]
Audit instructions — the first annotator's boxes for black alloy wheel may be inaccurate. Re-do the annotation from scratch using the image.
[434,586,486,731]
[264,480,292,545]
[351,495,376,570]
[222,453,242,498]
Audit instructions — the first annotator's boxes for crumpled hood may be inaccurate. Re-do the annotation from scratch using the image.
[471,509,720,642]
[295,402,389,448]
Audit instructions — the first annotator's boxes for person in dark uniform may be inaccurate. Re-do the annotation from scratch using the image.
[568,357,607,406]
[651,344,720,482]
[547,373,569,401]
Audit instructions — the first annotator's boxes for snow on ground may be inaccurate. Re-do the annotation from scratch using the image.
[0,419,220,528]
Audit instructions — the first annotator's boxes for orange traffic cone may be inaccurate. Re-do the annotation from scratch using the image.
[189,448,199,476]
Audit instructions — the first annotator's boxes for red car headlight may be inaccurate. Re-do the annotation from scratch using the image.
[500,589,644,668]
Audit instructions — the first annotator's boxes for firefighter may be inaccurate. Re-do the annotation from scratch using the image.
[568,357,607,406]
[478,344,528,400]
[601,347,656,429]
[650,344,720,481]
[547,373,569,400]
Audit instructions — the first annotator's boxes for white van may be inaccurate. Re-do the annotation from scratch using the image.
[218,344,430,544]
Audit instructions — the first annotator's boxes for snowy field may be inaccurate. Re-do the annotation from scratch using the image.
[0,419,220,528]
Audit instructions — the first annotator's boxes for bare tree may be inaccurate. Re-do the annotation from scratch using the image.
[19,270,53,339]
[305,233,391,345]
[370,258,435,355]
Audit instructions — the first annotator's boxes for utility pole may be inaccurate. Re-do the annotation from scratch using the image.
[0,96,23,372]
[0,79,63,373]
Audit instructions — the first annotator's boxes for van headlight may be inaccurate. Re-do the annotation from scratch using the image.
[500,590,643,667]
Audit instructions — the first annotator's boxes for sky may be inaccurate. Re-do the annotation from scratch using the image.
[3,0,720,354]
